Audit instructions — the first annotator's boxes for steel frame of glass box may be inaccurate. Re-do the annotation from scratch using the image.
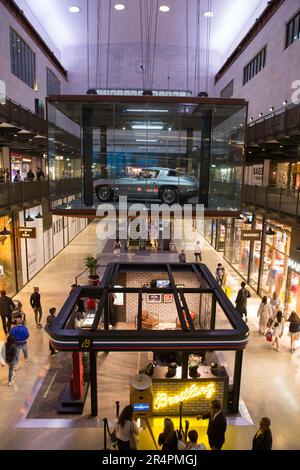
[46,262,249,416]
[47,96,247,214]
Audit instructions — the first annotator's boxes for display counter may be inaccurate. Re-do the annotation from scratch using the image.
[152,365,228,416]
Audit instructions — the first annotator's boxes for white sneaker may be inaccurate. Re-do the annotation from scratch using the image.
[8,374,15,386]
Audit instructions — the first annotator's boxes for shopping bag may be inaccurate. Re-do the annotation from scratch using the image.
[265,328,273,342]
[224,286,231,298]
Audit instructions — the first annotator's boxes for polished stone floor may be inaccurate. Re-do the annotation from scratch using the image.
[0,220,299,450]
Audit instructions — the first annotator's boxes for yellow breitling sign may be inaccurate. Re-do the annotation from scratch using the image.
[153,383,216,410]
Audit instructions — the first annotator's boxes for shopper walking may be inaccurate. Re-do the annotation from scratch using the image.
[158,418,178,451]
[252,417,272,450]
[0,290,14,335]
[215,264,225,287]
[0,335,18,386]
[270,292,281,319]
[178,249,187,263]
[114,237,122,257]
[271,311,284,351]
[13,170,22,182]
[10,315,29,363]
[30,287,43,328]
[287,311,300,353]
[46,308,57,355]
[197,400,227,450]
[257,296,273,335]
[235,282,251,323]
[194,241,202,263]
[115,405,139,451]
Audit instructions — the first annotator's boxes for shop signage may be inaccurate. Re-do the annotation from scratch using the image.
[17,227,36,239]
[241,230,261,241]
[252,164,264,185]
[153,383,216,411]
[288,259,300,275]
[79,338,94,351]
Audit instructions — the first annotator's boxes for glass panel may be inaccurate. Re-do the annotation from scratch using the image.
[209,105,246,210]
[0,215,17,295]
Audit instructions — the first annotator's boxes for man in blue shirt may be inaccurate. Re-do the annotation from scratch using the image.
[10,315,29,363]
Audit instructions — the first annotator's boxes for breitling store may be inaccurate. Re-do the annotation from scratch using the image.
[47,95,247,212]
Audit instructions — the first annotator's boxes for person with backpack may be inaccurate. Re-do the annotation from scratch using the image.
[235,282,251,323]
[10,315,30,363]
[287,311,300,353]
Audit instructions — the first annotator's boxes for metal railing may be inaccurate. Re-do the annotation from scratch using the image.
[242,184,300,217]
[0,178,82,209]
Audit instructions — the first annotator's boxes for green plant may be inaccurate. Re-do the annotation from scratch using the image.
[84,256,98,277]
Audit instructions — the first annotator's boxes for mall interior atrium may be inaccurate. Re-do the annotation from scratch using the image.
[0,0,300,458]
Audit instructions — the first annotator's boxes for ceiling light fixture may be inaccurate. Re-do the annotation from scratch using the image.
[249,117,253,122]
[270,107,274,112]
[69,6,80,13]
[25,214,34,222]
[283,100,287,106]
[126,109,168,113]
[159,5,170,12]
[132,125,164,130]
[266,226,276,236]
[35,212,43,219]
[0,226,11,236]
[203,11,214,17]
[114,3,125,10]
[136,139,157,143]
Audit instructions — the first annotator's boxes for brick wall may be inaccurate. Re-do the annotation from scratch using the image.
[152,379,227,416]
[125,272,200,323]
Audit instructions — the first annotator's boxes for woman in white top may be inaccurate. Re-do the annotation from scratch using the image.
[115,405,138,451]
[270,292,281,319]
[271,311,284,351]
[194,241,202,263]
[257,296,273,334]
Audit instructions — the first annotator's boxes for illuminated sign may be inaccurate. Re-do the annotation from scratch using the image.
[241,230,261,241]
[133,403,150,412]
[288,259,300,274]
[153,383,216,411]
[17,227,36,239]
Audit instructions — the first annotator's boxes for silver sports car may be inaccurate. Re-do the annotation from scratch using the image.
[94,167,199,204]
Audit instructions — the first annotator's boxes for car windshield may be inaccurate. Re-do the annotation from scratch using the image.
[138,169,159,179]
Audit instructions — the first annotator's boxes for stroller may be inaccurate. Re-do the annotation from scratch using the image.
[11,300,26,325]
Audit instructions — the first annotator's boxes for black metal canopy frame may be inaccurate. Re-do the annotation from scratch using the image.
[46,263,249,416]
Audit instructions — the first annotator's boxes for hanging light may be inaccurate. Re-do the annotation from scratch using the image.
[25,214,34,222]
[266,226,276,236]
[35,212,43,219]
[0,226,11,236]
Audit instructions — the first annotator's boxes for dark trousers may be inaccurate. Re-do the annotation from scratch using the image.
[194,253,202,262]
[117,438,130,451]
[1,313,12,334]
[33,307,42,325]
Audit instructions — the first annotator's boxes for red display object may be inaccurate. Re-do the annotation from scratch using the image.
[69,352,84,399]
[87,298,96,310]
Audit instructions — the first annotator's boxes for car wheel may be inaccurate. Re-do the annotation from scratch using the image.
[96,186,113,202]
[160,187,177,205]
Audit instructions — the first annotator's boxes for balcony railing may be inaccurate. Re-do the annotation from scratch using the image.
[247,102,300,145]
[242,184,300,217]
[0,179,82,209]
[50,178,82,198]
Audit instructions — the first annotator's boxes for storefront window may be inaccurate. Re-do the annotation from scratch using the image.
[286,269,300,313]
[230,219,250,280]
[260,223,291,304]
[0,215,16,295]
[204,219,213,244]
[249,217,263,290]
[216,219,226,252]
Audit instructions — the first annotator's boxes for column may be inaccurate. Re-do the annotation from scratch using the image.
[82,107,94,206]
[90,351,98,417]
[232,350,243,413]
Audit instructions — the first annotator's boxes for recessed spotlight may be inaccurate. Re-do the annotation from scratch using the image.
[203,11,214,17]
[168,127,172,131]
[69,6,80,13]
[159,5,170,12]
[114,3,125,10]
[270,107,274,112]
[280,145,283,148]
[249,117,253,122]
[259,113,263,117]
[283,100,287,106]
